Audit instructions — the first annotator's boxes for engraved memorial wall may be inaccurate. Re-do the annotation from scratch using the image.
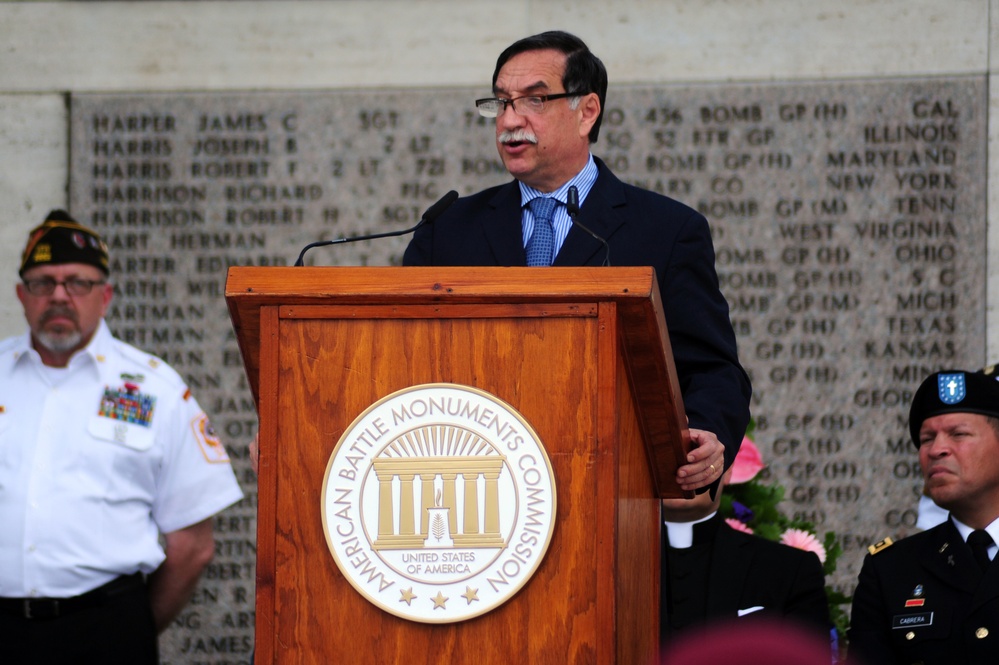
[68,78,986,662]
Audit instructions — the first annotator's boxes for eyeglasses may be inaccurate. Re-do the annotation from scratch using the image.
[22,277,106,296]
[475,92,579,118]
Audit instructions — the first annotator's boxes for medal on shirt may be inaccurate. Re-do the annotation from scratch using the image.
[904,584,925,608]
[98,382,156,426]
[89,381,156,451]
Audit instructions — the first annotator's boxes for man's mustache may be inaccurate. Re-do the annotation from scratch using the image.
[40,305,78,326]
[498,129,538,144]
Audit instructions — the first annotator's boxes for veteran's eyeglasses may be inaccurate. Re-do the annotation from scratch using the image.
[22,277,106,296]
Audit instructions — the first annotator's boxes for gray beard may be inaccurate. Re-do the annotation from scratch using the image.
[35,329,83,354]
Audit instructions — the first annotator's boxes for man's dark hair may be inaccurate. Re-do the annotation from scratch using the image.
[492,31,608,143]
[988,415,999,440]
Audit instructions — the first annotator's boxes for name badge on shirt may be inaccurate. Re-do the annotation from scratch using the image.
[892,612,933,629]
[88,415,155,451]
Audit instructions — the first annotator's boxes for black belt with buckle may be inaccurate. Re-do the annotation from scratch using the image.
[0,572,145,620]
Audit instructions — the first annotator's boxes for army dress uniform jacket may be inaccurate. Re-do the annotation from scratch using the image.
[849,520,999,664]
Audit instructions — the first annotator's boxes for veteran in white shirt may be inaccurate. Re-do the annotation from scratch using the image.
[0,210,242,665]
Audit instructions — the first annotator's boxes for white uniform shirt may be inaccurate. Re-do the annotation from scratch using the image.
[915,493,949,530]
[0,321,243,598]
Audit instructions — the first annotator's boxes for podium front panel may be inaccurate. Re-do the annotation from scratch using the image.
[253,302,660,664]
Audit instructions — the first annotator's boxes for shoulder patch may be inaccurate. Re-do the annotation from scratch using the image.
[192,413,230,463]
[868,537,894,555]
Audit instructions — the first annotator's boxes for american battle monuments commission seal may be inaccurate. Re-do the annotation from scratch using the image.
[321,383,558,623]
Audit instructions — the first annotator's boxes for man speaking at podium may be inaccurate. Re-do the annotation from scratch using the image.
[403,30,750,492]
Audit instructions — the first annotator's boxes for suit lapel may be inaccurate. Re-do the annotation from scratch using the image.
[479,182,528,265]
[920,521,982,596]
[971,559,999,612]
[553,159,628,267]
[483,158,630,267]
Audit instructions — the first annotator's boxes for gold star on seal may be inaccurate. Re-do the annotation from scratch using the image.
[431,591,449,609]
[461,587,479,605]
[399,588,417,605]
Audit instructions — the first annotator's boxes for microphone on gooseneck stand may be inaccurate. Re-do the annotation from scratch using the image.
[566,185,611,267]
[294,189,459,266]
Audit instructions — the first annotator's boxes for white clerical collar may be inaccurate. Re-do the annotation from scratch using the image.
[664,511,717,549]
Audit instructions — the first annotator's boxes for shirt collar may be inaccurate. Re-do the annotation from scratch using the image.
[951,514,999,546]
[13,319,112,374]
[664,510,719,549]
[518,154,598,207]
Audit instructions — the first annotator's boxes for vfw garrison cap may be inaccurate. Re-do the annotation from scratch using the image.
[909,367,999,446]
[19,209,109,277]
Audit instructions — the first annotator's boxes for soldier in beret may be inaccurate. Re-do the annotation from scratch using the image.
[0,211,243,664]
[849,368,999,664]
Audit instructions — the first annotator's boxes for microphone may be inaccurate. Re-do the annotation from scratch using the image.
[566,186,611,267]
[294,189,459,266]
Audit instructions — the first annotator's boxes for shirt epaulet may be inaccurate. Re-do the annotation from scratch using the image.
[0,335,24,357]
[868,537,894,555]
[109,336,187,391]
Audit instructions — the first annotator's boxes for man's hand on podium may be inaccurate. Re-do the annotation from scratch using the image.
[675,428,725,492]
[249,434,259,476]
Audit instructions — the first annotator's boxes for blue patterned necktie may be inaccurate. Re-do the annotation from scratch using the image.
[525,197,558,266]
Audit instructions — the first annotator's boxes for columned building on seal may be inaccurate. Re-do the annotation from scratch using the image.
[371,424,507,550]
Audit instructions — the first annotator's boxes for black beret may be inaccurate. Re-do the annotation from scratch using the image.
[909,368,999,446]
[19,209,109,277]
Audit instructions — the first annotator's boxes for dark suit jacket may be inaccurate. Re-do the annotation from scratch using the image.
[849,520,999,664]
[662,517,830,641]
[403,158,752,466]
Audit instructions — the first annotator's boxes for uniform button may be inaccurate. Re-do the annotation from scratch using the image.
[976,627,989,639]
[905,631,915,640]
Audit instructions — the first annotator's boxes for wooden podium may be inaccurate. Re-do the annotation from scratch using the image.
[226,266,690,665]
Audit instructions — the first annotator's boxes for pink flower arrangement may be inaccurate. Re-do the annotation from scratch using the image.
[724,518,754,534]
[780,528,828,564]
[728,436,765,484]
